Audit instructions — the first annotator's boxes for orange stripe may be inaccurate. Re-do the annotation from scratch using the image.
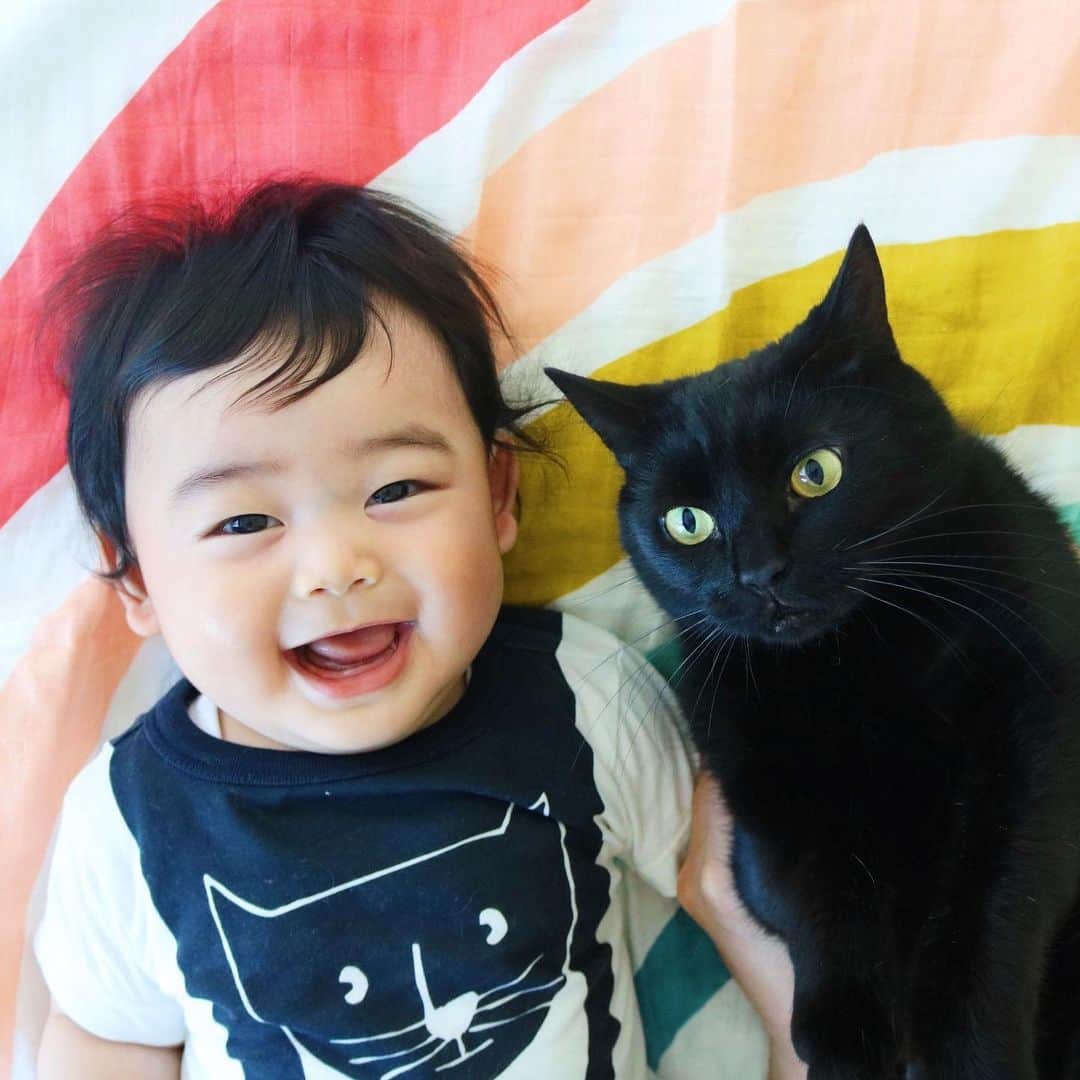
[468,0,1078,363]
[0,580,140,1069]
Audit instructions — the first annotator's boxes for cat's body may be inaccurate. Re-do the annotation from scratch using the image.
[549,227,1080,1078]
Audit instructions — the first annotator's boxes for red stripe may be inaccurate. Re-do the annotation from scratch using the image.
[0,0,587,527]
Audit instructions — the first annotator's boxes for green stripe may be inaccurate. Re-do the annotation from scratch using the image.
[646,637,684,683]
[640,644,730,1065]
[1059,503,1080,544]
[635,908,731,1068]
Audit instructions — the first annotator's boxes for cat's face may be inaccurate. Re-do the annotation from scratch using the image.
[550,227,958,646]
[205,795,573,1078]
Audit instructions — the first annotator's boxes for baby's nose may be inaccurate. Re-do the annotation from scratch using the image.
[291,537,382,599]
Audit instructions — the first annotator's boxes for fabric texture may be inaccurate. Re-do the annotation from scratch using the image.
[35,608,708,1078]
[3,2,1077,1075]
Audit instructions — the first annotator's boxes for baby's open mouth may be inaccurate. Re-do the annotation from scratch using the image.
[293,623,401,675]
[286,623,415,695]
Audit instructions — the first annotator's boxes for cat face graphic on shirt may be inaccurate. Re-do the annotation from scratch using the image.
[205,795,575,1079]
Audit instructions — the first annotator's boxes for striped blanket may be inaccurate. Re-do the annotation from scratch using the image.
[2,2,1077,1076]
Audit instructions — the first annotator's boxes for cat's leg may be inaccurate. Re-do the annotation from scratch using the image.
[786,920,898,1080]
[731,826,900,1077]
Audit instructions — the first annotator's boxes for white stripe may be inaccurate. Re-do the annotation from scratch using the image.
[0,0,218,278]
[503,134,1080,404]
[552,557,674,656]
[654,980,768,1080]
[0,466,97,685]
[372,0,745,234]
[990,425,1080,506]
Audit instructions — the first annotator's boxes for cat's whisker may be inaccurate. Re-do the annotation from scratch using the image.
[685,631,733,733]
[841,496,1069,557]
[594,653,659,778]
[744,640,759,698]
[839,489,949,552]
[861,527,1066,552]
[566,613,710,778]
[845,584,955,652]
[590,633,691,787]
[855,551,1080,564]
[560,570,642,607]
[856,575,1050,688]
[618,649,683,780]
[612,626,721,783]
[637,627,729,755]
[567,611,702,691]
[854,567,1077,638]
[706,636,738,744]
[857,558,1080,604]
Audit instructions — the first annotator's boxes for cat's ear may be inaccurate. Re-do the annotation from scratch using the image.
[817,224,897,359]
[545,367,662,469]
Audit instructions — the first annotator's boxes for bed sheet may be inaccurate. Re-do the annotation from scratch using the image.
[2,1,1077,1076]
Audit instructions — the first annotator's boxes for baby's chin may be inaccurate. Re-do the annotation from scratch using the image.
[215,675,468,756]
[218,704,415,755]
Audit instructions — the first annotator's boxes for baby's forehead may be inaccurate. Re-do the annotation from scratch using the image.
[125,315,474,470]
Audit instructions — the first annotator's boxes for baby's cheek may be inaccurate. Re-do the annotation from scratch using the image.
[183,579,274,653]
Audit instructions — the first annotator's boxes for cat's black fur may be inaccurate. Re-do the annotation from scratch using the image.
[548,227,1080,1079]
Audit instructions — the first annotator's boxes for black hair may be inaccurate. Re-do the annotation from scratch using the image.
[52,178,542,580]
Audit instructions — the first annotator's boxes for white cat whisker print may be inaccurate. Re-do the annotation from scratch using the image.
[203,794,577,1079]
[335,948,565,1078]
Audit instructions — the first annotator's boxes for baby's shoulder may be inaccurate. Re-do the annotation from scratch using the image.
[54,741,138,861]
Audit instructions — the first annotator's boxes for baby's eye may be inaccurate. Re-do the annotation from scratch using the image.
[214,514,282,536]
[479,907,507,945]
[367,480,424,506]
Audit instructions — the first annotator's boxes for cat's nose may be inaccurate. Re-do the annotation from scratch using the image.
[737,556,789,593]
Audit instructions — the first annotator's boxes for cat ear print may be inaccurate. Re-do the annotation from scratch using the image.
[545,367,661,468]
[818,224,896,357]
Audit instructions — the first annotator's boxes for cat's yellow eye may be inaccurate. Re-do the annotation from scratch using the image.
[662,506,716,546]
[790,448,843,498]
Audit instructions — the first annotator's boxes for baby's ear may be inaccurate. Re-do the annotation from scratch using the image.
[489,445,520,555]
[96,533,161,639]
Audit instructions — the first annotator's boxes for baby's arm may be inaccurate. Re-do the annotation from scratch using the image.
[38,1002,181,1080]
[35,750,188,1071]
[677,774,805,1080]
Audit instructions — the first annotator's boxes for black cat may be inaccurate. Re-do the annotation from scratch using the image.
[548,227,1080,1079]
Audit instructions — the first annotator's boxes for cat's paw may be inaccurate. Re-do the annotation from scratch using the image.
[791,981,895,1076]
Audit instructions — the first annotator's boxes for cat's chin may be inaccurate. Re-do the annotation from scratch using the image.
[709,607,835,647]
[756,611,832,646]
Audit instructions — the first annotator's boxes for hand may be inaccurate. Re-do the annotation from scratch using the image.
[677,773,806,1080]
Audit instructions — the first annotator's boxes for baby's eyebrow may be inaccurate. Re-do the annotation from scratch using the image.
[345,424,453,456]
[170,425,453,506]
[170,461,285,505]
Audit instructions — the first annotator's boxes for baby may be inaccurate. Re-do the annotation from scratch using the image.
[33,180,702,1079]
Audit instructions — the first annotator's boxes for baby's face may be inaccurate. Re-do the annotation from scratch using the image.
[119,304,518,753]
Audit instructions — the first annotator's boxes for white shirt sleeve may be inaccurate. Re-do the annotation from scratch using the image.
[556,614,696,898]
[33,744,186,1046]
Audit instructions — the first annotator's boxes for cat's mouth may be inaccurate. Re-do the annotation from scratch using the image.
[768,604,810,633]
[750,595,829,643]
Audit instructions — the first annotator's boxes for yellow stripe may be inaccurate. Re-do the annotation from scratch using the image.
[504,223,1080,606]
